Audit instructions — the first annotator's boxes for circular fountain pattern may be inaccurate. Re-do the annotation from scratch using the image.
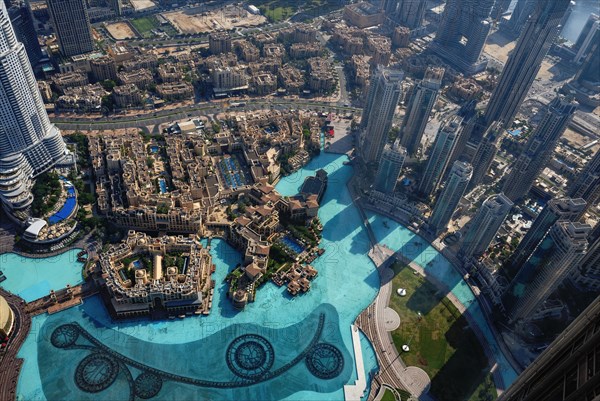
[305,343,344,380]
[134,371,163,399]
[50,324,79,348]
[226,334,275,379]
[74,353,119,393]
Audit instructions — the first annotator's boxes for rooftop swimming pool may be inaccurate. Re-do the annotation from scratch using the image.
[10,152,516,400]
[48,185,77,224]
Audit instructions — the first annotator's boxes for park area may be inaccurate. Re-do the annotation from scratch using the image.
[252,0,345,22]
[130,16,178,38]
[388,263,498,401]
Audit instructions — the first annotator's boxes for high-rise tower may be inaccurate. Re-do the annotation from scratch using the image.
[430,0,495,75]
[399,66,444,156]
[7,2,41,66]
[0,0,67,213]
[391,0,426,29]
[503,221,590,323]
[497,294,600,401]
[417,115,462,198]
[502,95,577,202]
[573,13,599,63]
[467,122,502,191]
[507,197,587,280]
[47,0,93,57]
[569,150,600,209]
[573,223,600,291]
[484,0,572,128]
[459,193,513,260]
[428,160,472,235]
[360,66,404,165]
[499,0,536,39]
[374,139,406,194]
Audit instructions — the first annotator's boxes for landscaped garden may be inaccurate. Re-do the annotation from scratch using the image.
[388,262,498,401]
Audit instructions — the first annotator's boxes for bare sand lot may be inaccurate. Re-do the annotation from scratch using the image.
[562,127,600,153]
[484,31,516,64]
[105,22,138,40]
[130,0,157,12]
[164,5,266,34]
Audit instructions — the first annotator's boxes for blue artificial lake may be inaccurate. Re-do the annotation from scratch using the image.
[4,152,517,400]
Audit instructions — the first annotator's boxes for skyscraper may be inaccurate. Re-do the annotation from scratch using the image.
[7,1,41,66]
[393,0,426,29]
[374,139,406,193]
[573,13,599,63]
[569,150,600,209]
[484,0,571,127]
[360,66,404,165]
[428,160,472,235]
[564,38,600,108]
[417,115,462,198]
[399,66,444,156]
[0,0,67,213]
[507,197,587,280]
[497,294,600,401]
[499,0,535,39]
[430,0,495,75]
[467,121,502,191]
[502,95,577,202]
[573,223,600,291]
[47,0,93,57]
[459,193,513,260]
[503,221,590,323]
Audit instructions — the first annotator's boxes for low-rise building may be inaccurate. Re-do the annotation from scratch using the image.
[157,82,194,101]
[118,69,154,89]
[97,231,214,319]
[113,84,144,108]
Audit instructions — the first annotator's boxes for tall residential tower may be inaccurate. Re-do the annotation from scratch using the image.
[484,0,572,127]
[47,0,93,57]
[502,95,577,202]
[360,66,404,165]
[429,160,472,235]
[507,197,587,280]
[0,0,67,213]
[503,221,590,323]
[459,193,513,260]
[374,139,406,194]
[430,0,495,75]
[399,66,444,156]
[417,115,462,198]
[569,150,600,210]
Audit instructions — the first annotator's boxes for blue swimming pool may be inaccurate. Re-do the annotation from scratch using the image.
[150,146,159,153]
[281,235,304,254]
[158,178,168,194]
[48,185,77,224]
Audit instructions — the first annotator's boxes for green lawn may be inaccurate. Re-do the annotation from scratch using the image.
[131,16,159,38]
[381,388,397,401]
[388,263,496,401]
[254,0,343,22]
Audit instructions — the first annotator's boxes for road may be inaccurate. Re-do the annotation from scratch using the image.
[51,99,361,131]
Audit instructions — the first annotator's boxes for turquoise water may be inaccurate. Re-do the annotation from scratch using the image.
[0,249,84,302]
[11,152,516,400]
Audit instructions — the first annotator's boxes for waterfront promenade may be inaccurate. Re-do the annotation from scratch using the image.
[346,173,519,400]
[0,288,30,401]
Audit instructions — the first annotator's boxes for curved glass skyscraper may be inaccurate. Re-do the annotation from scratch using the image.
[0,0,66,214]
